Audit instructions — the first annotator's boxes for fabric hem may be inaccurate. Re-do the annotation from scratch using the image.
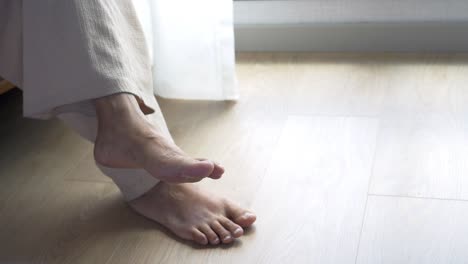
[24,89,155,120]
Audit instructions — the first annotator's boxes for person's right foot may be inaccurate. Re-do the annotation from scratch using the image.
[93,94,224,183]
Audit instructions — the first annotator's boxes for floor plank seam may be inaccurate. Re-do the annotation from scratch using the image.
[65,179,113,184]
[251,117,289,191]
[354,118,381,264]
[368,193,468,202]
[59,150,91,182]
[0,149,90,217]
[286,113,381,119]
[103,238,124,264]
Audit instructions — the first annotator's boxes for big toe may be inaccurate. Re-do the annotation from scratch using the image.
[181,159,215,181]
[226,201,257,228]
[210,162,225,179]
[198,159,224,179]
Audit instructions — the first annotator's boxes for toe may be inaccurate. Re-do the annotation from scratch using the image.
[196,159,224,180]
[190,228,208,245]
[199,225,220,245]
[225,201,257,228]
[219,217,244,238]
[209,162,225,179]
[181,160,215,181]
[210,221,233,244]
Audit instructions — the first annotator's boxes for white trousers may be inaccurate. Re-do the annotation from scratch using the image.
[0,0,164,200]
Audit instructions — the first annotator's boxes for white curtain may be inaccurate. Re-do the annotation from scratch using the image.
[133,0,238,100]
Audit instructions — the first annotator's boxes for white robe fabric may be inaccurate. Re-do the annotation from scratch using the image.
[1,0,156,118]
[0,0,161,200]
[0,0,236,200]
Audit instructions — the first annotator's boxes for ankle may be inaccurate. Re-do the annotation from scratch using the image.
[94,93,143,121]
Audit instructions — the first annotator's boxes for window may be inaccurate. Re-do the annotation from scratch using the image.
[233,0,468,51]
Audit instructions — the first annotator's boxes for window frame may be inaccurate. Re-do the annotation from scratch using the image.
[233,0,468,51]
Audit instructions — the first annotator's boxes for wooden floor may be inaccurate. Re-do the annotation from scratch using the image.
[1,53,468,263]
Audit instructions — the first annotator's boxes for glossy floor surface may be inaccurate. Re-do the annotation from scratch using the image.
[1,53,468,264]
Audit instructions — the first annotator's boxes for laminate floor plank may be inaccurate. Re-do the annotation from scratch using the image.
[357,195,468,264]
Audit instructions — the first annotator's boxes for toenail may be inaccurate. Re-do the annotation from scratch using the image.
[242,212,255,219]
[234,227,243,235]
[223,235,231,241]
[213,238,220,244]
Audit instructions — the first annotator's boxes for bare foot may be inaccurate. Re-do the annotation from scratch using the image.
[129,182,257,245]
[93,94,224,183]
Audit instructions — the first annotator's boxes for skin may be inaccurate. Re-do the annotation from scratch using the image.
[94,94,224,184]
[93,94,257,245]
[129,182,256,245]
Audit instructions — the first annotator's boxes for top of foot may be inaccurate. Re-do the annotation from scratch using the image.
[129,182,257,245]
[93,94,224,183]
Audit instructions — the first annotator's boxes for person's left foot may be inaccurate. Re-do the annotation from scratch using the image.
[129,182,257,245]
[93,93,224,184]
